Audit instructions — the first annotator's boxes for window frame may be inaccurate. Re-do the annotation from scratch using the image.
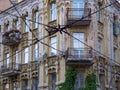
[50,36,57,56]
[34,43,39,61]
[24,47,29,63]
[98,3,102,22]
[33,10,39,29]
[50,2,57,21]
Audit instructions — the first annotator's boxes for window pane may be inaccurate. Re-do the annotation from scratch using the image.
[50,36,57,56]
[74,71,85,90]
[73,33,84,48]
[6,53,10,68]
[34,43,39,61]
[24,48,29,63]
[50,3,56,21]
[15,50,19,63]
[98,38,102,53]
[24,16,29,32]
[34,11,39,28]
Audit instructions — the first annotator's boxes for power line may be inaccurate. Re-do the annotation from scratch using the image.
[61,0,118,29]
[62,30,120,65]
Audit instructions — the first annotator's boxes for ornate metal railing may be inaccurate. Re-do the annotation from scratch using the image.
[1,62,21,76]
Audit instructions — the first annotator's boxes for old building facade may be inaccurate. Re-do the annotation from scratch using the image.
[0,0,120,90]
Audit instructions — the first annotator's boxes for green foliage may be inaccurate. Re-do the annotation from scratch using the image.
[57,67,77,90]
[79,73,97,90]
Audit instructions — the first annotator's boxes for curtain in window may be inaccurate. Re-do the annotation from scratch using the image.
[50,3,56,21]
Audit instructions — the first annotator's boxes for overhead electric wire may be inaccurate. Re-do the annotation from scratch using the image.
[0,0,119,66]
[61,0,118,29]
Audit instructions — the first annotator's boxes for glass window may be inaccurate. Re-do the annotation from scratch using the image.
[73,33,84,57]
[113,16,117,34]
[50,3,56,21]
[34,43,39,61]
[98,3,102,22]
[24,47,29,63]
[49,73,56,90]
[50,36,57,56]
[6,53,10,68]
[113,48,116,61]
[14,20,19,30]
[99,75,105,90]
[98,38,102,53]
[34,11,39,28]
[72,0,84,18]
[6,23,10,31]
[22,79,28,90]
[24,16,29,32]
[74,71,85,90]
[32,78,38,90]
[14,50,19,63]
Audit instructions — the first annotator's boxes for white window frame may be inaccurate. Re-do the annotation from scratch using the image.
[50,36,57,56]
[24,47,29,63]
[50,2,57,21]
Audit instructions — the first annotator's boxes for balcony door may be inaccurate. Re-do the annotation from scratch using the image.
[72,0,85,18]
[73,33,84,58]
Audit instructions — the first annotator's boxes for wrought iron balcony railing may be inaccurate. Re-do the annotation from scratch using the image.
[2,30,22,46]
[66,48,93,66]
[1,62,21,76]
[66,8,91,26]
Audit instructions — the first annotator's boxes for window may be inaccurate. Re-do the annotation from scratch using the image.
[32,78,38,90]
[6,53,10,68]
[4,83,9,90]
[24,47,29,63]
[72,0,85,18]
[50,2,56,21]
[74,71,85,90]
[98,38,102,53]
[22,79,28,90]
[98,3,102,22]
[113,48,116,61]
[99,75,105,90]
[14,50,19,63]
[73,0,85,8]
[113,16,117,34]
[13,20,19,29]
[6,23,10,31]
[73,33,84,57]
[33,11,39,28]
[34,43,39,61]
[50,36,57,56]
[49,73,56,90]
[24,16,29,32]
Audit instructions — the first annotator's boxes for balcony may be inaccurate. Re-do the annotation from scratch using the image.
[66,8,91,26]
[1,62,21,76]
[2,30,22,46]
[65,48,94,66]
